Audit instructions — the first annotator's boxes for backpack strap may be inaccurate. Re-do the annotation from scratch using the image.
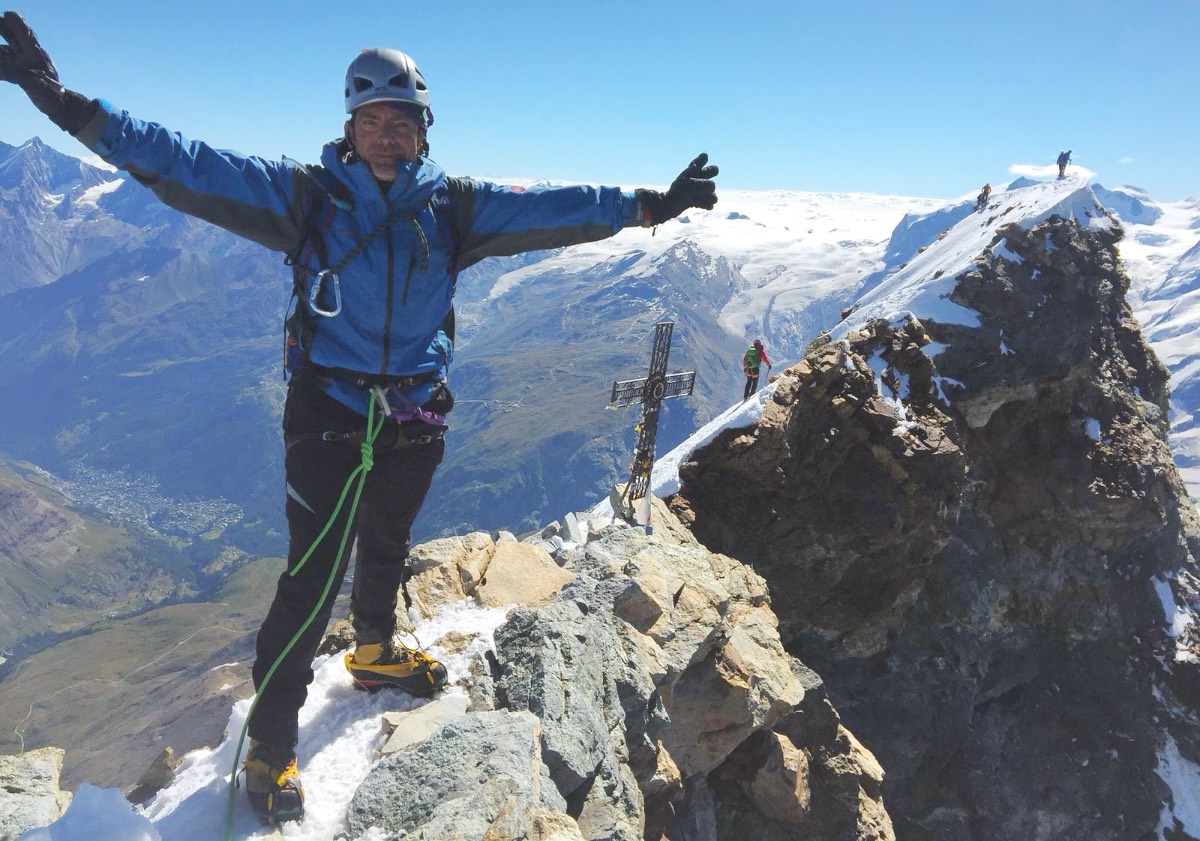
[283,166,353,378]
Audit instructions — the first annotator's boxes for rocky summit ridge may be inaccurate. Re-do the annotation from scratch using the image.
[670,193,1200,838]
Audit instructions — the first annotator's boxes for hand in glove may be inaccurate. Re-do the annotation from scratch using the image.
[634,153,719,226]
[1,12,96,134]
[0,10,57,83]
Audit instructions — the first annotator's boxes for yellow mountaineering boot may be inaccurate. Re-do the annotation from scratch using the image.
[344,636,449,695]
[242,740,304,824]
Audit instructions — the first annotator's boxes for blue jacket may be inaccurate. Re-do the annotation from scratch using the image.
[76,100,641,415]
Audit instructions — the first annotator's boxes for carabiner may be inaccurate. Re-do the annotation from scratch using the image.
[308,270,342,317]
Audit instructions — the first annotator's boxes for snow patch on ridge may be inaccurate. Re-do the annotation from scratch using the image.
[1156,734,1200,839]
[75,178,125,207]
[831,177,1111,342]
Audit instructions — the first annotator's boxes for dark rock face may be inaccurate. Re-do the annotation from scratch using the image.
[671,216,1200,840]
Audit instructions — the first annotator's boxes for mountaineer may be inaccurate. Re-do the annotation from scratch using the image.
[975,182,991,211]
[1057,149,1072,177]
[743,338,773,400]
[1,12,718,824]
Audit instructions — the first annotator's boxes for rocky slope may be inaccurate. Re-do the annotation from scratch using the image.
[0,504,896,840]
[336,510,893,840]
[670,211,1200,838]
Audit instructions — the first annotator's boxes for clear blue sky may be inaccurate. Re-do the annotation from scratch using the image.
[3,0,1198,200]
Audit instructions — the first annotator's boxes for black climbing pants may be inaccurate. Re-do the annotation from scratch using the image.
[249,373,444,748]
[744,372,761,400]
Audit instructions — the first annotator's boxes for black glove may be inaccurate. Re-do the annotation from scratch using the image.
[634,152,719,226]
[1,12,97,134]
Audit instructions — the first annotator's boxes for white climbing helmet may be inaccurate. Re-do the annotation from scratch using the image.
[344,48,431,119]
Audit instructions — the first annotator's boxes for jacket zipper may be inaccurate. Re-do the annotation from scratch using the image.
[400,252,416,307]
[379,168,420,376]
[380,227,395,375]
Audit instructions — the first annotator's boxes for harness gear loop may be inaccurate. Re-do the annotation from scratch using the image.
[373,385,393,417]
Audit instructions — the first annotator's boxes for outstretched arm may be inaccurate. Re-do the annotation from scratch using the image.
[1,11,309,253]
[455,153,720,270]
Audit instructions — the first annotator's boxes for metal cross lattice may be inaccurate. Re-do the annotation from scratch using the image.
[608,321,696,525]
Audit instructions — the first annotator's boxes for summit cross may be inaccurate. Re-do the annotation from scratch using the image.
[608,321,696,525]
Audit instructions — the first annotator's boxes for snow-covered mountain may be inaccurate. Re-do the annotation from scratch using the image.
[593,176,1199,506]
[1113,193,1200,492]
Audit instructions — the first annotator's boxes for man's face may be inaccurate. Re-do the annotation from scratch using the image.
[347,101,423,177]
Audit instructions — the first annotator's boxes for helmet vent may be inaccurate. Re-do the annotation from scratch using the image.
[344,48,431,114]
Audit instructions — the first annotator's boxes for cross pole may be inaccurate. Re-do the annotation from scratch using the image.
[608,321,696,525]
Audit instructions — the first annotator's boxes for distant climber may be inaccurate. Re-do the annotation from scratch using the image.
[743,339,773,400]
[1057,150,1072,177]
[975,182,992,212]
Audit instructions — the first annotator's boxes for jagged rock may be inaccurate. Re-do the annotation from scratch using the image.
[125,746,181,804]
[463,645,500,714]
[402,531,577,620]
[527,810,589,841]
[406,531,495,618]
[655,603,805,775]
[430,628,480,657]
[493,597,648,816]
[484,502,891,840]
[696,659,893,841]
[315,618,355,655]
[476,542,576,609]
[378,695,471,757]
[0,747,71,839]
[345,710,576,839]
[526,533,566,557]
[563,511,588,545]
[735,729,814,823]
[672,215,1200,840]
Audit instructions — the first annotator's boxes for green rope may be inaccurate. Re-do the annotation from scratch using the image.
[223,389,385,839]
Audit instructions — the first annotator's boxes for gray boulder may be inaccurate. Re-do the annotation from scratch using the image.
[0,749,71,841]
[345,710,572,839]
